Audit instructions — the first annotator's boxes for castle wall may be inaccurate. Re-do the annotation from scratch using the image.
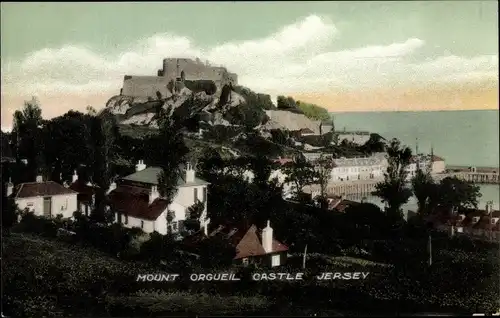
[121,58,238,98]
[162,58,238,87]
[122,76,170,99]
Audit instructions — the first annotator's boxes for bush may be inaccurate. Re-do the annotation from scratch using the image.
[296,101,330,121]
[184,80,217,95]
[232,86,275,110]
[225,103,269,128]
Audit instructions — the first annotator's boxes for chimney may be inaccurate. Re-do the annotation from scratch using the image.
[185,162,195,183]
[261,220,273,253]
[72,170,78,183]
[36,175,43,183]
[136,160,146,172]
[149,185,159,204]
[107,182,117,194]
[486,201,492,214]
[7,178,14,197]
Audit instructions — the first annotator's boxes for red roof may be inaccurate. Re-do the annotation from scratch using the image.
[15,181,77,198]
[69,180,99,203]
[431,155,444,162]
[273,158,294,165]
[182,223,289,260]
[107,185,168,221]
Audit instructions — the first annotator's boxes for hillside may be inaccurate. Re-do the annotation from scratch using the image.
[103,83,321,136]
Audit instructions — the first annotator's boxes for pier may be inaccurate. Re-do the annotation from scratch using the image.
[435,166,499,184]
[304,180,380,197]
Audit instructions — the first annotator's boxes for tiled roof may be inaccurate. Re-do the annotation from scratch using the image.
[182,223,289,260]
[107,185,168,221]
[273,158,294,165]
[121,166,209,187]
[15,181,77,198]
[69,180,99,203]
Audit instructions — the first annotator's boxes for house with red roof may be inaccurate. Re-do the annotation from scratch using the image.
[107,160,210,236]
[10,176,78,218]
[427,202,500,241]
[182,220,289,267]
[67,170,102,216]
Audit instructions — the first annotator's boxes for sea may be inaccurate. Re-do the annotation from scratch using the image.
[331,110,500,211]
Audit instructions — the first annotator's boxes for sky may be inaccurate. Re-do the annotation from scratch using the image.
[1,1,498,130]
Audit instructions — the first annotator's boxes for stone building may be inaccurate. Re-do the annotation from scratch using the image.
[121,58,238,99]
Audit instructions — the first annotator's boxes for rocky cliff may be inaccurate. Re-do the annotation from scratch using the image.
[103,84,320,134]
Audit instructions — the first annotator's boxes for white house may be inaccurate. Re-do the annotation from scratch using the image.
[108,160,210,236]
[406,153,446,178]
[330,156,385,182]
[11,176,78,218]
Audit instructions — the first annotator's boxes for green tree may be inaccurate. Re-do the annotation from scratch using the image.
[373,138,413,220]
[434,177,482,214]
[147,106,189,231]
[1,183,19,235]
[411,167,435,215]
[315,154,335,207]
[12,97,44,181]
[362,133,386,153]
[295,101,330,121]
[282,154,318,198]
[88,114,118,223]
[184,200,205,232]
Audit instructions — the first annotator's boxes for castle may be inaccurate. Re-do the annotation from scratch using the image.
[120,58,238,99]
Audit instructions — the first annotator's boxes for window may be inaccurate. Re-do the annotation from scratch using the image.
[242,258,249,266]
[202,187,207,203]
[271,254,280,267]
[141,221,144,229]
[171,221,178,232]
[194,188,198,202]
[124,215,129,225]
[27,202,34,207]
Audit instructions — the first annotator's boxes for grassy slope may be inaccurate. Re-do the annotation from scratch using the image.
[2,233,272,317]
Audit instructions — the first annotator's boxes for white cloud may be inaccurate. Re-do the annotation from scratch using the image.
[1,15,498,97]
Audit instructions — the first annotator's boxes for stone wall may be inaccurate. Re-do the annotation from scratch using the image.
[121,58,238,99]
[122,75,171,99]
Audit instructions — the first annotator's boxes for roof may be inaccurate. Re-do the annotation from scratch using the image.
[183,223,289,260]
[431,155,445,162]
[69,180,99,203]
[333,199,361,213]
[121,166,209,187]
[15,181,77,199]
[273,158,294,165]
[107,185,168,221]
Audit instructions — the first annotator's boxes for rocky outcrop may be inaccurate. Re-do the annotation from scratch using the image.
[105,84,325,135]
[104,86,247,127]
